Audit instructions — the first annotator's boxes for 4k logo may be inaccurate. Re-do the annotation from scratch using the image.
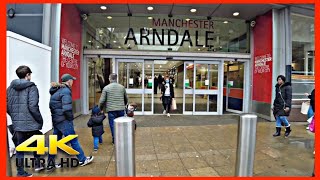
[16,135,79,155]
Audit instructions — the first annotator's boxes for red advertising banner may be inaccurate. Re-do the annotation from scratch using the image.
[252,11,273,103]
[59,5,82,100]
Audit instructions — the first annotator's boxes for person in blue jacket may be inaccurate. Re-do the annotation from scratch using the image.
[87,106,106,151]
[47,74,94,171]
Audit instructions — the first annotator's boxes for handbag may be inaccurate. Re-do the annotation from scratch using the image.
[301,101,310,115]
[309,116,315,133]
[171,98,177,111]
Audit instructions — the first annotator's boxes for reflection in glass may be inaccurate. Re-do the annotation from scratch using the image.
[224,62,244,111]
[118,62,143,89]
[291,13,314,100]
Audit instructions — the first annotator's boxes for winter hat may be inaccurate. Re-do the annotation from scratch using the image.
[92,105,101,115]
[61,74,76,82]
[277,75,286,82]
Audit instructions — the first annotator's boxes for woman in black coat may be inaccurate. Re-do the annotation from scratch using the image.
[87,106,106,151]
[272,75,292,137]
[160,75,175,117]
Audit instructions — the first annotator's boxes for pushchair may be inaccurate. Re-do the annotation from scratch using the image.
[125,102,138,130]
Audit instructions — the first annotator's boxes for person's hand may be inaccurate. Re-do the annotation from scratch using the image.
[304,93,309,97]
[284,107,290,113]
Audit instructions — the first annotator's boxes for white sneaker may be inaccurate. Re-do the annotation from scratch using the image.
[79,156,94,167]
[34,165,45,172]
[167,113,170,117]
[163,110,166,114]
[306,126,310,130]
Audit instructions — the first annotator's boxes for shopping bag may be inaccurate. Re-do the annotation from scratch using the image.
[301,101,310,115]
[307,116,314,124]
[171,98,177,110]
[309,116,315,133]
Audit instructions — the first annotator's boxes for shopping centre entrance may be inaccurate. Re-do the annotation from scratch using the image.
[84,52,250,115]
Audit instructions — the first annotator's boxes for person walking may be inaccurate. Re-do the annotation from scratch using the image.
[87,106,106,151]
[272,75,292,138]
[305,88,315,113]
[154,76,158,94]
[305,88,315,176]
[161,74,175,117]
[99,73,128,145]
[7,65,44,177]
[47,74,94,171]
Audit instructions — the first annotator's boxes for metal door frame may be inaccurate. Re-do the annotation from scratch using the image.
[225,60,248,114]
[193,61,223,115]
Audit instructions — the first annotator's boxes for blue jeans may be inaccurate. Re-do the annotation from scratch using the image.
[48,121,86,162]
[108,110,125,142]
[308,106,314,119]
[14,131,42,175]
[276,116,290,127]
[93,136,103,149]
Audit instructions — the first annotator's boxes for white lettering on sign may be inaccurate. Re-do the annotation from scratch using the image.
[254,53,272,74]
[60,38,79,70]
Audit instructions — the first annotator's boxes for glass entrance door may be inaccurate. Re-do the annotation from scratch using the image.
[225,62,245,113]
[183,62,194,114]
[117,59,144,115]
[144,61,154,114]
[193,61,222,115]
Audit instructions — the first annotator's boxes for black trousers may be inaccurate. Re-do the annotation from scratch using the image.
[162,96,172,113]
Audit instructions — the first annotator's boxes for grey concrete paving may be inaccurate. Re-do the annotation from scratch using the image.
[10,115,314,177]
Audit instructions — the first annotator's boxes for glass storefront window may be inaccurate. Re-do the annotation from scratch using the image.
[84,13,249,53]
[291,13,314,99]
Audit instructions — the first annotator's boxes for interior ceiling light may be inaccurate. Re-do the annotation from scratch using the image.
[233,12,240,16]
[100,6,107,10]
[107,16,112,19]
[148,16,153,20]
[147,6,153,11]
[223,21,228,24]
[113,40,117,43]
[190,8,197,13]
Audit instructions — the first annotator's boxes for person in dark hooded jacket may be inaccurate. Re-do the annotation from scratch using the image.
[87,106,106,151]
[272,75,292,137]
[6,65,43,177]
[47,74,94,171]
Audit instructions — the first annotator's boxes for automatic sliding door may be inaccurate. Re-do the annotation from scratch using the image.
[117,59,144,115]
[183,62,194,114]
[144,61,154,114]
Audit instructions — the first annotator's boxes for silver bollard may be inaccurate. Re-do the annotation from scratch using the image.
[235,114,258,177]
[114,116,136,177]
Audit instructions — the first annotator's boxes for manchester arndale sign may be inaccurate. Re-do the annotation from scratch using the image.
[124,18,215,47]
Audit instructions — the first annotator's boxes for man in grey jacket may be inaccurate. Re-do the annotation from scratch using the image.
[7,65,44,177]
[99,73,128,144]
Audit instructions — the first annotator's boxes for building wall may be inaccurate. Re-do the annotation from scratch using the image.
[251,11,274,120]
[6,4,44,43]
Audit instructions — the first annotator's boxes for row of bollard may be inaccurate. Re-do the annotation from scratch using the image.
[114,114,258,177]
